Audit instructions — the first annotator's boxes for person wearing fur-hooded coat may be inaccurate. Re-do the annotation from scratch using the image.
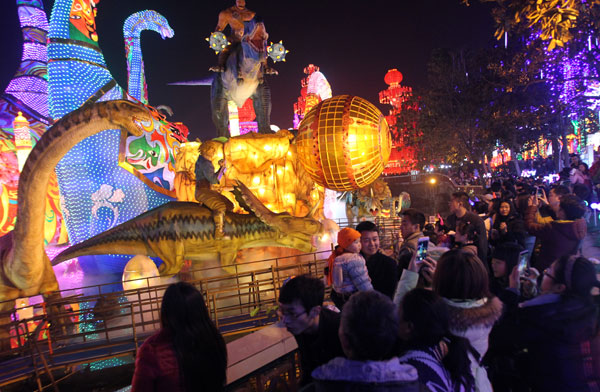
[444,297,503,392]
[394,249,503,392]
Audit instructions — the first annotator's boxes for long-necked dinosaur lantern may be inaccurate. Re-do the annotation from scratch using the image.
[0,100,152,303]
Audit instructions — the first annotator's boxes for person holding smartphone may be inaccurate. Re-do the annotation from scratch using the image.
[525,194,587,272]
[393,242,437,306]
[397,209,427,273]
[489,256,600,391]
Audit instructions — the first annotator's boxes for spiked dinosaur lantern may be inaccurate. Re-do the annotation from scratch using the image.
[52,180,324,275]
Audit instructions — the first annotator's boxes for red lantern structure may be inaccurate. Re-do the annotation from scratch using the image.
[293,64,332,128]
[379,69,419,175]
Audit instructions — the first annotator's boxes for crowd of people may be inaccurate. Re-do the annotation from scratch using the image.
[130,161,600,392]
[286,169,600,391]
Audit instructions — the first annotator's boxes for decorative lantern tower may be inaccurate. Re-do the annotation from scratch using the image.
[13,112,33,172]
[293,64,332,128]
[379,69,419,175]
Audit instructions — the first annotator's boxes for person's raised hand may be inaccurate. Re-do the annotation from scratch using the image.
[539,188,548,205]
[419,257,437,285]
[509,265,520,290]
[407,250,420,273]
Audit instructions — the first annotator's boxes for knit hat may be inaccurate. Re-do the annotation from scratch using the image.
[337,228,361,249]
[326,228,362,286]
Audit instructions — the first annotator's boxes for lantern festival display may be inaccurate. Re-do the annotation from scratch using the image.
[296,95,391,191]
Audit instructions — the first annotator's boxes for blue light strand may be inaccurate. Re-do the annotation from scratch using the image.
[123,10,174,104]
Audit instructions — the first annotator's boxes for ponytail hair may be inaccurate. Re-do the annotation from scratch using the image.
[442,334,477,391]
[401,288,475,391]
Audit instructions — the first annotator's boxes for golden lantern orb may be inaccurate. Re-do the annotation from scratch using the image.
[296,95,391,191]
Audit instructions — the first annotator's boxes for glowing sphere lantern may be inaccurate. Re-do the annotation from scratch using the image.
[122,255,160,290]
[296,95,391,191]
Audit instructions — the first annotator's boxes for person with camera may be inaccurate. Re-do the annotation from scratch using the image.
[394,249,501,392]
[524,193,587,272]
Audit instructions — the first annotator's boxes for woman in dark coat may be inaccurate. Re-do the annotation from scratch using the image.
[490,199,526,248]
[492,255,600,392]
[131,282,228,392]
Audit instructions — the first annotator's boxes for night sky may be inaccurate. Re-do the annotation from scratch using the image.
[0,0,494,140]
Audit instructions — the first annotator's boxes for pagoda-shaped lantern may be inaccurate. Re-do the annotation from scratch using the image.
[379,69,412,110]
[378,69,418,175]
[13,112,32,172]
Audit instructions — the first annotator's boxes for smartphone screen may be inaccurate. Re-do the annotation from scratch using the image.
[518,250,529,275]
[416,237,429,262]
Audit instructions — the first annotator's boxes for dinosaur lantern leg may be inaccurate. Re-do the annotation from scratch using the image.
[211,76,230,138]
[252,81,273,134]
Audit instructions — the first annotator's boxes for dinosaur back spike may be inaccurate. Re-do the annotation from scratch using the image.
[52,201,209,265]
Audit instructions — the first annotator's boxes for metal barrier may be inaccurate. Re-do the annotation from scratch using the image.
[0,253,331,388]
[0,217,403,389]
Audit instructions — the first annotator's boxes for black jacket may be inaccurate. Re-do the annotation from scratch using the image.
[446,211,489,262]
[364,251,399,300]
[491,214,527,249]
[490,294,600,392]
[294,307,345,387]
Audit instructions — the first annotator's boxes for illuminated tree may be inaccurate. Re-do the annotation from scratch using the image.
[463,0,600,50]
[468,0,600,168]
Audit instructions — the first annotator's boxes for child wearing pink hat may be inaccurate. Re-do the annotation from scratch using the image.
[327,228,373,309]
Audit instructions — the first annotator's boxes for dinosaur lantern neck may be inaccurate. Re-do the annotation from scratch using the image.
[124,10,174,105]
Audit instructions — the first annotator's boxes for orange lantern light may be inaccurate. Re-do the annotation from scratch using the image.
[296,95,391,191]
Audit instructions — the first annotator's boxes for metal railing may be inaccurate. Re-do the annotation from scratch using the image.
[0,251,332,388]
[0,217,404,389]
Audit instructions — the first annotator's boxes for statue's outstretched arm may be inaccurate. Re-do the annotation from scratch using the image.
[215,10,229,32]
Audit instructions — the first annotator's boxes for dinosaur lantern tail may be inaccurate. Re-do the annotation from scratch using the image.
[51,213,156,266]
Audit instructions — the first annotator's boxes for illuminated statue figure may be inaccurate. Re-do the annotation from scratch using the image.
[124,10,174,104]
[0,100,151,305]
[209,0,256,73]
[211,16,273,136]
[195,141,233,239]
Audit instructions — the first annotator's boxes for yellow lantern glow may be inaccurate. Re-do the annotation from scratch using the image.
[296,95,391,191]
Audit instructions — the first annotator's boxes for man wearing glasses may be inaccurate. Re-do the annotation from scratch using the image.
[278,275,344,387]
